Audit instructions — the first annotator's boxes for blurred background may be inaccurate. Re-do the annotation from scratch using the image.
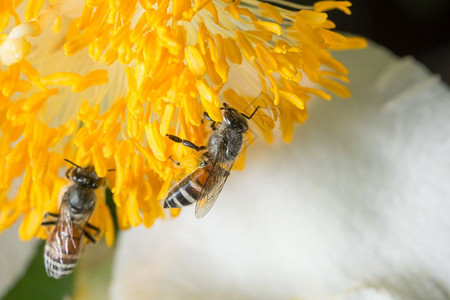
[293,0,450,84]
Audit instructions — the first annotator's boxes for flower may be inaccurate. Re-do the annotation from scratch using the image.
[0,0,365,244]
[109,42,450,299]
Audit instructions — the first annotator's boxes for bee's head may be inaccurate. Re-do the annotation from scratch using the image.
[65,160,104,189]
[72,166,104,189]
[222,104,249,133]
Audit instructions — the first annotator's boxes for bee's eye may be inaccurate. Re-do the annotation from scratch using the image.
[91,182,98,189]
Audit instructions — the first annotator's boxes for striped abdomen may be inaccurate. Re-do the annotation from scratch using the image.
[164,166,214,208]
[44,223,84,279]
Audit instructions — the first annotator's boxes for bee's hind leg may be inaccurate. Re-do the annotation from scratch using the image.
[166,134,206,152]
[86,223,100,237]
[83,230,97,244]
[83,223,100,243]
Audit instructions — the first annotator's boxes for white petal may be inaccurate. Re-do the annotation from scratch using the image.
[335,288,401,300]
[110,42,450,299]
[0,223,39,298]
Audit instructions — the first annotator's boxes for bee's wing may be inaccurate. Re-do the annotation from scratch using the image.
[57,198,87,249]
[44,200,85,278]
[57,190,94,248]
[195,153,234,218]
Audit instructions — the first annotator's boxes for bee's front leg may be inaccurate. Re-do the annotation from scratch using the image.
[166,134,206,152]
[203,112,218,130]
[65,167,73,179]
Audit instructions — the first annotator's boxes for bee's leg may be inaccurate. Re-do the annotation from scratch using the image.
[65,167,73,179]
[168,155,181,167]
[199,153,210,168]
[42,212,59,229]
[41,221,57,226]
[169,155,207,170]
[86,223,100,236]
[44,212,59,219]
[83,231,97,244]
[166,134,206,152]
[43,212,59,225]
[203,112,218,130]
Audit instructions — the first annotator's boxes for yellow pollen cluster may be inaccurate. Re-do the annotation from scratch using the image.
[0,0,366,244]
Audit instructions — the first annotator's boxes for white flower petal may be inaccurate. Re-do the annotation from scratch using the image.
[335,288,401,300]
[0,223,39,298]
[110,42,450,299]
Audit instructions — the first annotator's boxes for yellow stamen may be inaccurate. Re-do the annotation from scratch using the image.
[0,0,366,244]
[145,121,167,162]
[314,1,352,15]
[25,0,45,21]
[258,3,283,24]
[185,46,207,77]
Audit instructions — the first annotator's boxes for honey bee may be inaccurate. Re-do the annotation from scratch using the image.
[41,159,107,279]
[164,103,260,218]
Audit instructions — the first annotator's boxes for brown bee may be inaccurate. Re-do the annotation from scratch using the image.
[41,159,106,279]
[164,103,259,218]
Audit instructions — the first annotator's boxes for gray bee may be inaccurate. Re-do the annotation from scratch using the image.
[41,159,106,279]
[164,103,259,218]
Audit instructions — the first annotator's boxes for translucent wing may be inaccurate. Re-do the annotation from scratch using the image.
[44,200,85,278]
[195,151,234,218]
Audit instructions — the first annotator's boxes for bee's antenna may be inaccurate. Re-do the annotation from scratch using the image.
[241,106,260,120]
[220,103,229,110]
[64,159,83,169]
[107,168,116,172]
